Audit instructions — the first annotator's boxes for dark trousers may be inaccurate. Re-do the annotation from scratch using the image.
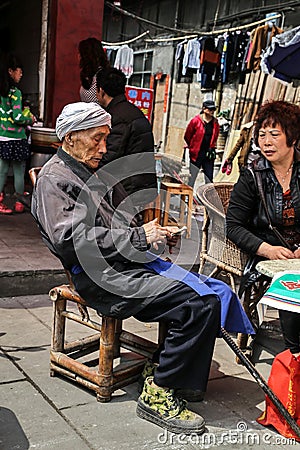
[279,310,300,353]
[134,281,220,391]
[189,154,214,187]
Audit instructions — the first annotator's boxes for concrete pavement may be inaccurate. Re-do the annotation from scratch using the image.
[0,209,294,450]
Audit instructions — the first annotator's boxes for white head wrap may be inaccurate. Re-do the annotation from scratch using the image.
[56,102,111,140]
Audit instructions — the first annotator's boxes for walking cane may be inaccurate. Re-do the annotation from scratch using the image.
[221,326,300,439]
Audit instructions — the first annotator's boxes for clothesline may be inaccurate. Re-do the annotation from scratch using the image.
[102,13,282,46]
[145,14,282,42]
[102,30,150,46]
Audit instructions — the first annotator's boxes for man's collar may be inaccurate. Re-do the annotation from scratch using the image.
[106,94,127,111]
[57,147,94,184]
[56,146,119,193]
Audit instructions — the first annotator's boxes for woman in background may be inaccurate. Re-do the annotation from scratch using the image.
[78,37,110,104]
[0,53,35,214]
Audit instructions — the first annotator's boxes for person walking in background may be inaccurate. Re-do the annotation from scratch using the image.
[96,67,157,211]
[78,37,110,104]
[0,53,36,214]
[221,121,261,174]
[184,100,219,186]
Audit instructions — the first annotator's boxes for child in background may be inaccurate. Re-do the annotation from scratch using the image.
[0,53,36,214]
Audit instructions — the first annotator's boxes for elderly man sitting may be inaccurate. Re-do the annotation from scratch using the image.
[31,102,253,435]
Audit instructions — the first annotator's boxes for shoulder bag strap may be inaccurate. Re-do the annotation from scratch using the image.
[253,164,292,250]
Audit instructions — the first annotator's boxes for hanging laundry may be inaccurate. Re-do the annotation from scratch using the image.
[231,31,250,74]
[114,44,134,78]
[175,40,193,82]
[221,33,234,83]
[199,37,221,89]
[182,38,201,76]
[260,25,300,85]
[241,30,254,72]
[246,24,283,72]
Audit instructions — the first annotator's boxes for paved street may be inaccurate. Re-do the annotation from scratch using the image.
[0,210,294,450]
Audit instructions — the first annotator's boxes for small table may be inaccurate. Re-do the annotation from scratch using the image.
[256,259,300,325]
[256,259,300,279]
[160,181,193,238]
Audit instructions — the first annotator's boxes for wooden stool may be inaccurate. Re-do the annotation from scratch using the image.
[143,194,161,223]
[161,181,193,238]
[49,284,167,402]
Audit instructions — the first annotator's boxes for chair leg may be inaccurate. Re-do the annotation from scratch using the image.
[227,273,236,292]
[50,297,67,377]
[236,277,270,360]
[162,191,171,227]
[186,192,193,238]
[113,319,122,358]
[51,297,67,352]
[158,322,168,345]
[179,194,185,226]
[97,316,116,402]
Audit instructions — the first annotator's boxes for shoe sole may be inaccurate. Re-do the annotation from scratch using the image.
[136,399,205,434]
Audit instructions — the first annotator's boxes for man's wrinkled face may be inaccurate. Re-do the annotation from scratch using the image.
[64,126,110,170]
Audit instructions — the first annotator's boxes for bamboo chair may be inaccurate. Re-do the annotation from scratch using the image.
[29,167,166,402]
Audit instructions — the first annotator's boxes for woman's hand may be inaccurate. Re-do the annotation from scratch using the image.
[142,218,168,250]
[257,242,295,260]
[294,247,300,259]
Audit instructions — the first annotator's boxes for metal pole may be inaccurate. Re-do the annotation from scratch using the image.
[221,326,300,439]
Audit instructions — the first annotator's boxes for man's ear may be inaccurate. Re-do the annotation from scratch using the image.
[96,87,104,97]
[65,132,73,145]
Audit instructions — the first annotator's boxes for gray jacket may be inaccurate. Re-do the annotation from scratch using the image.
[31,147,174,318]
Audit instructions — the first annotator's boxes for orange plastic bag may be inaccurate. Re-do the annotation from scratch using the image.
[257,349,300,441]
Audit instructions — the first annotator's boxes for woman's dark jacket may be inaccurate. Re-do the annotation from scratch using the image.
[226,150,300,255]
[31,148,174,318]
[100,94,157,206]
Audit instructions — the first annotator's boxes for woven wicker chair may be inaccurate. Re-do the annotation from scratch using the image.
[196,182,248,292]
[196,182,270,353]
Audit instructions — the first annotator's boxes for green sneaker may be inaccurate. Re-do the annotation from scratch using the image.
[138,360,158,393]
[138,360,204,402]
[136,377,206,434]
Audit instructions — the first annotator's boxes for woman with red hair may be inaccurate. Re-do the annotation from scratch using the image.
[226,100,300,440]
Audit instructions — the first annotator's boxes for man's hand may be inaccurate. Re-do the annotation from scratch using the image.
[164,226,183,254]
[142,221,185,253]
[142,218,168,250]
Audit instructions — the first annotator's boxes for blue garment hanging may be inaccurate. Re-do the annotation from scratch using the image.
[145,254,254,335]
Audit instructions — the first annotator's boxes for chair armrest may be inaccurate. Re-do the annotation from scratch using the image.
[49,284,87,306]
